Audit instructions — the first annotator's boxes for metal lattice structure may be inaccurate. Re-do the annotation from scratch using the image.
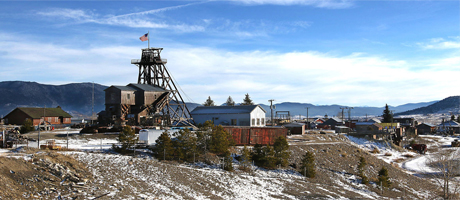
[131,47,194,126]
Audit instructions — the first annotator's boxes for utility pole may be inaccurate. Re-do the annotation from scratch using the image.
[269,99,275,126]
[347,107,354,127]
[339,107,348,125]
[305,107,310,130]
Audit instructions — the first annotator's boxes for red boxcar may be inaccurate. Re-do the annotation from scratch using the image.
[223,126,288,146]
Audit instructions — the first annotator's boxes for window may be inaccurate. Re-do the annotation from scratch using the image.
[252,118,255,126]
[257,118,260,125]
[127,94,130,99]
[261,118,264,125]
[231,119,237,125]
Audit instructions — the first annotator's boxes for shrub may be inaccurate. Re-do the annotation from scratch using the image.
[20,119,34,134]
[113,125,138,154]
[357,156,368,184]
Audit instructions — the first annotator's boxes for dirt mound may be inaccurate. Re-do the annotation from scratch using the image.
[0,148,93,199]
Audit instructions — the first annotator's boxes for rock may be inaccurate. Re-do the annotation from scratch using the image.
[10,170,15,174]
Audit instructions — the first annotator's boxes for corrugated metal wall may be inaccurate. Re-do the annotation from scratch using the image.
[224,126,287,146]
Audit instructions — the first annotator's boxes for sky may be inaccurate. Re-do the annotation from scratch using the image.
[0,0,459,107]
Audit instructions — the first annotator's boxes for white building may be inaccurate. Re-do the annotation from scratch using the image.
[191,105,266,127]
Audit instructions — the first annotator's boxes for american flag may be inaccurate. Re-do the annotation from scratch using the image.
[139,33,148,42]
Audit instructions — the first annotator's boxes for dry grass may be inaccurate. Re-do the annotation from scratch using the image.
[402,154,414,158]
[393,158,405,163]
[371,148,380,154]
[384,152,392,156]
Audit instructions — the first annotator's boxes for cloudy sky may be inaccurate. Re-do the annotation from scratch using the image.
[0,0,459,107]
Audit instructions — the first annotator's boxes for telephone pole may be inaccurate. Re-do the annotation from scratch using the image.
[339,107,348,125]
[347,107,354,127]
[305,107,310,130]
[269,99,275,126]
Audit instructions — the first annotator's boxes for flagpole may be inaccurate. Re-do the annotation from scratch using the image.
[148,31,150,49]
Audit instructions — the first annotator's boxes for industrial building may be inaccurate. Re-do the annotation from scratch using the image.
[191,105,266,127]
[3,107,72,128]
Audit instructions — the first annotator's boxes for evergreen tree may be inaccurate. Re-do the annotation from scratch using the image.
[357,156,369,184]
[113,125,138,153]
[261,145,277,169]
[225,96,235,106]
[20,119,34,134]
[240,145,252,170]
[203,96,216,106]
[300,151,316,178]
[251,144,264,166]
[451,114,456,121]
[210,125,234,155]
[224,151,234,171]
[457,115,460,123]
[241,93,254,105]
[173,129,198,162]
[153,131,174,160]
[273,136,291,167]
[378,166,391,188]
[382,104,393,123]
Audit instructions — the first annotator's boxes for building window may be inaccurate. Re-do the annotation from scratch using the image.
[252,119,255,126]
[257,118,260,125]
[231,119,237,126]
[127,94,130,99]
[261,118,264,125]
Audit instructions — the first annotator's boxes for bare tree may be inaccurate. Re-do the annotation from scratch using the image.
[426,148,460,199]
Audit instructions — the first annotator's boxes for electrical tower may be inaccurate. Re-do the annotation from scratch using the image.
[131,47,194,126]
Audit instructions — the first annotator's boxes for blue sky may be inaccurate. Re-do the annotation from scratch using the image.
[0,0,459,107]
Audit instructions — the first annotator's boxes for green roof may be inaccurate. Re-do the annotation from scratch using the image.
[16,107,72,119]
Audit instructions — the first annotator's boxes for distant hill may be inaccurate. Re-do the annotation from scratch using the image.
[257,101,437,118]
[0,81,441,119]
[0,81,107,118]
[396,96,460,116]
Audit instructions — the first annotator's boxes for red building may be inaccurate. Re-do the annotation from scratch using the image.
[3,107,72,127]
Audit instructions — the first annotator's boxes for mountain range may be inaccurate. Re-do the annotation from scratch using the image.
[0,81,452,119]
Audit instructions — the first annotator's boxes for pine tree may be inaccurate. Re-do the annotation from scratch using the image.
[300,151,315,178]
[357,156,369,184]
[154,131,174,160]
[114,125,138,153]
[451,114,456,121]
[457,115,460,123]
[382,104,393,123]
[173,129,198,162]
[224,151,234,171]
[203,96,216,106]
[251,144,264,166]
[241,93,254,105]
[240,145,252,171]
[210,125,234,155]
[378,166,391,188]
[225,96,235,106]
[273,136,290,167]
[261,145,277,169]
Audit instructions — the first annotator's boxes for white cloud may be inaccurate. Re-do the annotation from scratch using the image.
[417,37,460,50]
[228,0,354,8]
[1,32,459,107]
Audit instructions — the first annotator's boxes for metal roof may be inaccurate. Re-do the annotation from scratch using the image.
[191,105,266,115]
[105,85,136,91]
[128,84,167,92]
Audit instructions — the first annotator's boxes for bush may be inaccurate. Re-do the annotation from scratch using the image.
[152,131,174,160]
[223,151,233,171]
[20,119,34,134]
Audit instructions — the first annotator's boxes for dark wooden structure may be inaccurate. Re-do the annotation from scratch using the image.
[3,107,72,127]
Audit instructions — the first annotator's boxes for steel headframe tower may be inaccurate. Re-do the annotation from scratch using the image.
[132,47,194,126]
